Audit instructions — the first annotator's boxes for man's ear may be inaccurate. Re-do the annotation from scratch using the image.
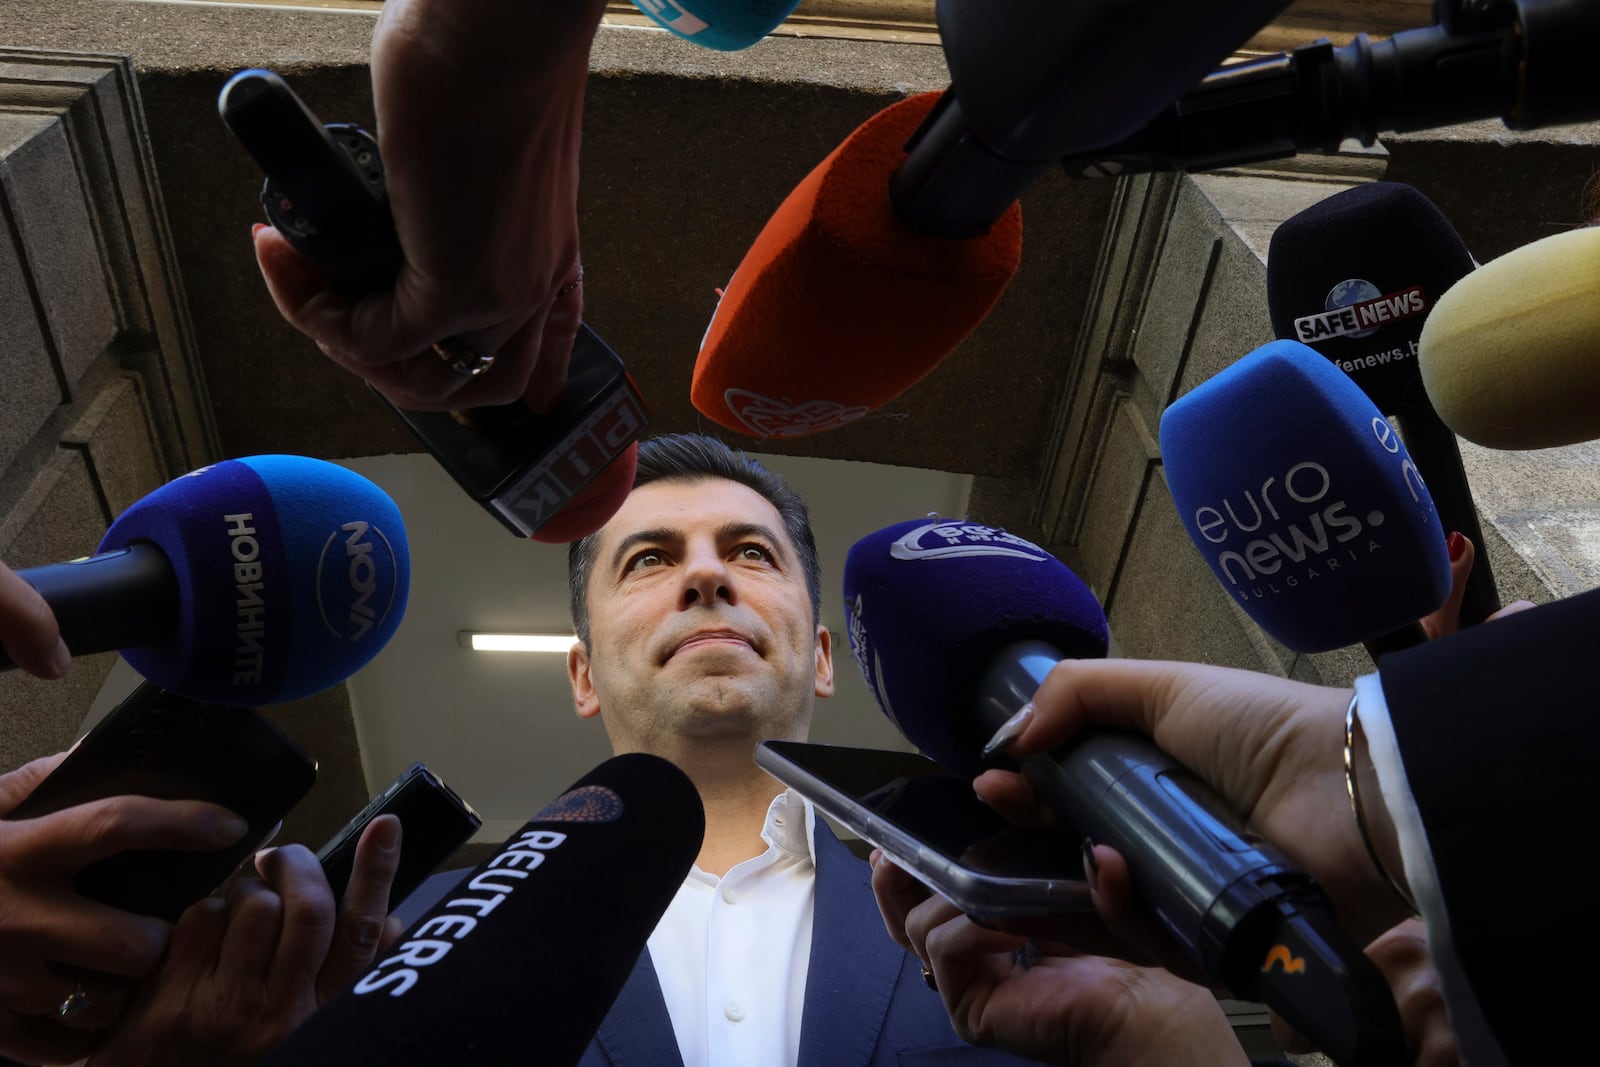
[813,624,835,699]
[568,640,602,720]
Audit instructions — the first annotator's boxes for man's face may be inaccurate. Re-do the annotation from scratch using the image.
[567,477,833,756]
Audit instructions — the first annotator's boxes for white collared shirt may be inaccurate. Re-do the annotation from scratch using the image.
[646,789,818,1067]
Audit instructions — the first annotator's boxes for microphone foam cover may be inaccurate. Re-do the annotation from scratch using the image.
[1267,183,1473,413]
[261,752,704,1067]
[1419,225,1600,449]
[530,441,639,544]
[628,0,801,51]
[843,519,1107,777]
[1160,340,1450,653]
[693,92,1022,439]
[100,455,410,704]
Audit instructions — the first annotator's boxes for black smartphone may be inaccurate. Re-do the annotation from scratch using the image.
[8,680,318,921]
[756,740,1091,922]
[318,761,482,911]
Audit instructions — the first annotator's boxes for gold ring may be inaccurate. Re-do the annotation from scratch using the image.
[58,979,91,1022]
[555,260,584,299]
[432,338,496,377]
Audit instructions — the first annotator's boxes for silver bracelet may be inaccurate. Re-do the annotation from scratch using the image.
[1344,693,1419,915]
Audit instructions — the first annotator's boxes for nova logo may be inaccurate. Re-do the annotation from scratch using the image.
[846,593,903,735]
[888,522,1050,563]
[1260,945,1306,975]
[1293,281,1427,342]
[316,520,401,642]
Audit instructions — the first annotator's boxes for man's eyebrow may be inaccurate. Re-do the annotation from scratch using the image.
[609,528,681,572]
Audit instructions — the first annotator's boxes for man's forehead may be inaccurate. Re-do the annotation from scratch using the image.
[594,477,792,552]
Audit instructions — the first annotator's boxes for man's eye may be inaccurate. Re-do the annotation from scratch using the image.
[737,545,773,563]
[628,551,666,571]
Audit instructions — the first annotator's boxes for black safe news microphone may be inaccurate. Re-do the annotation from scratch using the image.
[843,518,1409,1067]
[218,69,647,543]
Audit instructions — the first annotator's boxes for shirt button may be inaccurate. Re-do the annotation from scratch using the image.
[724,1001,745,1022]
[721,885,737,904]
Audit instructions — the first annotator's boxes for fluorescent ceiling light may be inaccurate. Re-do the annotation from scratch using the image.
[459,632,578,653]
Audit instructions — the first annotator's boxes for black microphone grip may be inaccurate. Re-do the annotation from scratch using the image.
[1395,408,1499,629]
[978,640,1407,1067]
[0,545,179,671]
[218,69,647,539]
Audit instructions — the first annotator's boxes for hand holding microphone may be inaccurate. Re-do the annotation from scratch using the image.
[252,0,605,413]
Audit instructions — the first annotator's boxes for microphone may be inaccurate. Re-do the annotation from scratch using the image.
[219,69,646,543]
[692,2,1293,439]
[0,455,410,705]
[259,752,704,1067]
[1060,0,1600,178]
[1267,182,1499,628]
[627,0,800,51]
[1419,224,1600,449]
[1159,339,1451,657]
[842,518,1408,1067]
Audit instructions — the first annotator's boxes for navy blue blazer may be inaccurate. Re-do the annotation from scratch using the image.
[397,820,1030,1066]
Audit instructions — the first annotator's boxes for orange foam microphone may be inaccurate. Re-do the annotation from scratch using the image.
[692,93,1022,439]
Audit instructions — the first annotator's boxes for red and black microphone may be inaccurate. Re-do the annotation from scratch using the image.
[219,69,644,544]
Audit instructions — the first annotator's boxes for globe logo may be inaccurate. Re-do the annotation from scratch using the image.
[1324,278,1382,338]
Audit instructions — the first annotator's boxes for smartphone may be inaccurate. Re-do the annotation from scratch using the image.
[318,761,482,911]
[756,740,1091,921]
[8,681,318,921]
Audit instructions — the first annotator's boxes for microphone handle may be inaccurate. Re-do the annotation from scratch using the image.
[1393,406,1499,628]
[979,640,1407,1067]
[0,544,179,671]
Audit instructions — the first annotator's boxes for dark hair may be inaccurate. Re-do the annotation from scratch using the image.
[567,434,822,644]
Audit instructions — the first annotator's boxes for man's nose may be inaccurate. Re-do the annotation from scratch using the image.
[679,544,733,608]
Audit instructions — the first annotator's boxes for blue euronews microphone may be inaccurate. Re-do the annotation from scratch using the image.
[842,517,1409,1066]
[629,0,801,50]
[1160,339,1450,656]
[2,455,410,704]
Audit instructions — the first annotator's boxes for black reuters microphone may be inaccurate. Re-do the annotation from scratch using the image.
[843,519,1408,1067]
[259,753,703,1066]
[219,69,647,544]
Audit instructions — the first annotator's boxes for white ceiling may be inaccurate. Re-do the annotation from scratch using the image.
[331,451,973,843]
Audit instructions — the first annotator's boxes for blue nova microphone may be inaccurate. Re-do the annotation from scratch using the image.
[1160,339,1451,658]
[843,518,1408,1067]
[260,753,704,1067]
[0,456,410,704]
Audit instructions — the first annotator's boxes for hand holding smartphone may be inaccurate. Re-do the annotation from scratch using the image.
[317,761,481,911]
[756,740,1090,924]
[7,681,318,922]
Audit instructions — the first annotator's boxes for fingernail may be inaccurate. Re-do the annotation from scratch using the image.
[216,815,249,844]
[1447,531,1466,562]
[867,848,882,869]
[1081,837,1100,881]
[47,637,72,679]
[255,845,278,864]
[251,222,267,238]
[981,703,1033,758]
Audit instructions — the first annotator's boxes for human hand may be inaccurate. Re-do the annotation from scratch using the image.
[0,560,71,679]
[869,851,1248,1067]
[1419,533,1535,641]
[1272,918,1458,1067]
[976,659,1410,948]
[87,816,402,1067]
[253,0,606,412]
[0,755,249,1065]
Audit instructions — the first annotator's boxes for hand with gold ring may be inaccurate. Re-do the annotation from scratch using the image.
[253,0,603,414]
[0,753,250,1065]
